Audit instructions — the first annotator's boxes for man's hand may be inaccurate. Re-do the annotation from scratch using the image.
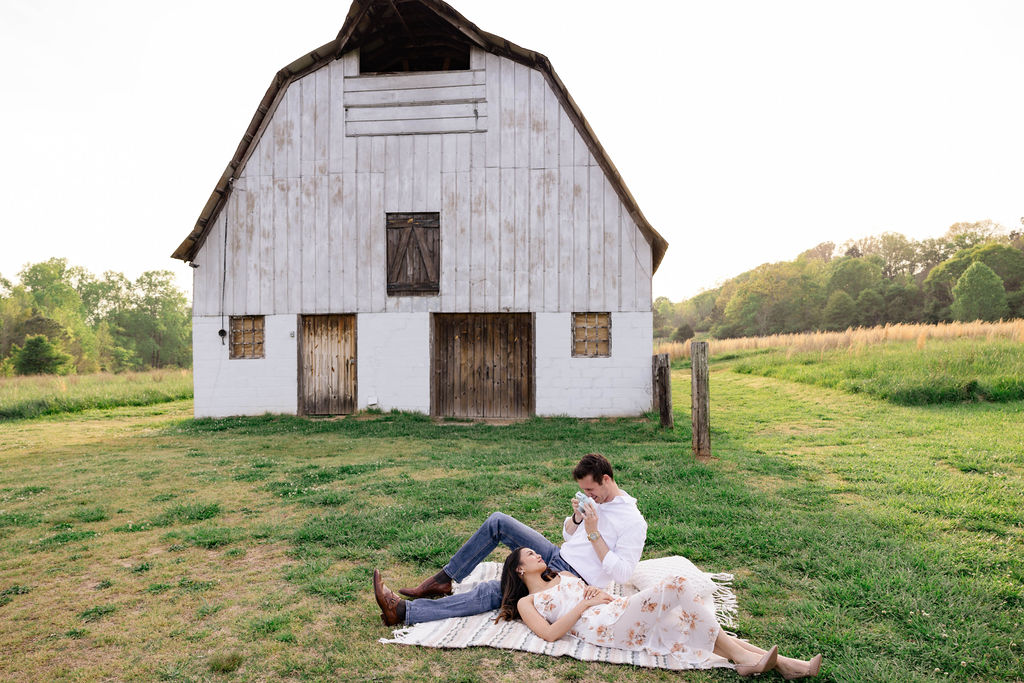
[580,501,599,533]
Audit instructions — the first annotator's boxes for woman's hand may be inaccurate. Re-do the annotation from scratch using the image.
[580,586,613,609]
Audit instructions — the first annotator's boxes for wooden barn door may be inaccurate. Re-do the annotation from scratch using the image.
[432,314,534,419]
[299,315,356,415]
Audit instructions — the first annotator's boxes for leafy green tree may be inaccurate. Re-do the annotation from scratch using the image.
[951,262,1008,322]
[881,280,924,323]
[822,290,857,331]
[828,258,883,299]
[12,335,71,375]
[671,323,694,343]
[923,243,1024,318]
[856,289,885,327]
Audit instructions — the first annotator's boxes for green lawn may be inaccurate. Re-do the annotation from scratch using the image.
[0,364,1020,681]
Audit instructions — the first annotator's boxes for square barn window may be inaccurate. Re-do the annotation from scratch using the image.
[572,313,611,357]
[387,212,440,295]
[229,316,265,359]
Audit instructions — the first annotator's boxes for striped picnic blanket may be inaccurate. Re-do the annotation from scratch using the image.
[380,556,739,671]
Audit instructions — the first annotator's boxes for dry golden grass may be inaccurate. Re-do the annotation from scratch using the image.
[655,319,1024,361]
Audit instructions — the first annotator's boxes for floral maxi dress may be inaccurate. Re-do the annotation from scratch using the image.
[533,573,723,666]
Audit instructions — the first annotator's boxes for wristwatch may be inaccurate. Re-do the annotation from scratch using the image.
[587,531,601,542]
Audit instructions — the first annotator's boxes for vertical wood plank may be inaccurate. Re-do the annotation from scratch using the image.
[329,60,346,173]
[499,58,515,168]
[246,184,261,314]
[341,173,357,310]
[315,174,329,312]
[314,67,329,176]
[287,87,300,178]
[468,168,485,311]
[371,136,386,173]
[301,176,316,312]
[572,166,588,311]
[273,178,289,314]
[513,167,529,310]
[588,165,604,310]
[603,178,620,312]
[384,136,400,210]
[440,172,457,311]
[544,81,559,170]
[399,135,414,208]
[528,169,545,310]
[355,172,370,310]
[426,135,442,210]
[529,69,545,169]
[499,167,515,310]
[287,178,302,312]
[369,172,385,312]
[259,176,274,312]
[483,167,500,311]
[455,170,471,311]
[514,63,529,168]
[619,211,637,312]
[543,170,559,312]
[413,134,428,210]
[484,52,501,168]
[300,74,315,177]
[558,167,573,311]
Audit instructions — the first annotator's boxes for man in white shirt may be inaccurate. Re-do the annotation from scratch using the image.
[373,453,648,626]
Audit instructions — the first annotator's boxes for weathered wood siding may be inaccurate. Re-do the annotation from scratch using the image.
[299,314,357,415]
[431,313,534,418]
[193,47,652,317]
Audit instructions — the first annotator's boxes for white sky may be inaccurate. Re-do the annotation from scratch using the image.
[1,0,1022,302]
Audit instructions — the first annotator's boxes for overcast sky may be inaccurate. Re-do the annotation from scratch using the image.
[2,0,1022,302]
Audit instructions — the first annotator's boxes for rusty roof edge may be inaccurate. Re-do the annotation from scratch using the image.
[174,0,668,274]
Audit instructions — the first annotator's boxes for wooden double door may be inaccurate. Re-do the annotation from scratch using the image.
[299,315,356,415]
[431,313,534,419]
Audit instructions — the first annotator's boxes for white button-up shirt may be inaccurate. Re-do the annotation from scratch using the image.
[559,490,647,588]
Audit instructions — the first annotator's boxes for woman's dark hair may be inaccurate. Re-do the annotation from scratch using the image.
[572,453,613,483]
[495,548,557,622]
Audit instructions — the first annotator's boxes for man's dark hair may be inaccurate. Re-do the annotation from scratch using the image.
[572,453,613,482]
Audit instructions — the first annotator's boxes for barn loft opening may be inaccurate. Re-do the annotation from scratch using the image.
[353,0,471,73]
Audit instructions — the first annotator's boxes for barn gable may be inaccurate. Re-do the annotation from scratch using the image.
[172,0,666,273]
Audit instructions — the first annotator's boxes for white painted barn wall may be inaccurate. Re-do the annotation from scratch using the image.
[192,315,298,417]
[534,312,653,417]
[356,313,431,413]
[191,47,653,319]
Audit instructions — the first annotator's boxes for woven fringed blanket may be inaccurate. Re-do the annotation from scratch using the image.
[381,556,739,671]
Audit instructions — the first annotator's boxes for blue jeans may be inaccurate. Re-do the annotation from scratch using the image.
[404,512,578,624]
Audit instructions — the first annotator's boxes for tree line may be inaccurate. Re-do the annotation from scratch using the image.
[657,221,1024,341]
[0,258,191,375]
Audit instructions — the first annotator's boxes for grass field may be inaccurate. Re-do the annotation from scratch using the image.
[731,338,1024,405]
[0,369,193,420]
[0,363,1021,681]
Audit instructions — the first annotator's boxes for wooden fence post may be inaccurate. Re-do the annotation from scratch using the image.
[690,341,711,457]
[652,353,673,428]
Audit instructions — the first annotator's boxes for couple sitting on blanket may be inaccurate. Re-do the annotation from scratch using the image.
[374,453,821,679]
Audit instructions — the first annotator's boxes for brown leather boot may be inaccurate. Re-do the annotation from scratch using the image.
[398,571,453,599]
[373,569,406,626]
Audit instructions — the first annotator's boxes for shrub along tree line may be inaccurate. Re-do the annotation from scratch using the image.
[655,220,1024,340]
[0,258,191,375]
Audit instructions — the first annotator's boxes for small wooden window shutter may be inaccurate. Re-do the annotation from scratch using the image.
[387,213,440,294]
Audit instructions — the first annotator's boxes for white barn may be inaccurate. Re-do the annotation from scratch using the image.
[172,0,668,419]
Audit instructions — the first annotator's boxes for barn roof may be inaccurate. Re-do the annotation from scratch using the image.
[172,0,668,271]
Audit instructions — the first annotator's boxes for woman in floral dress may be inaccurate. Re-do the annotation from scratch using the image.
[497,547,821,679]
